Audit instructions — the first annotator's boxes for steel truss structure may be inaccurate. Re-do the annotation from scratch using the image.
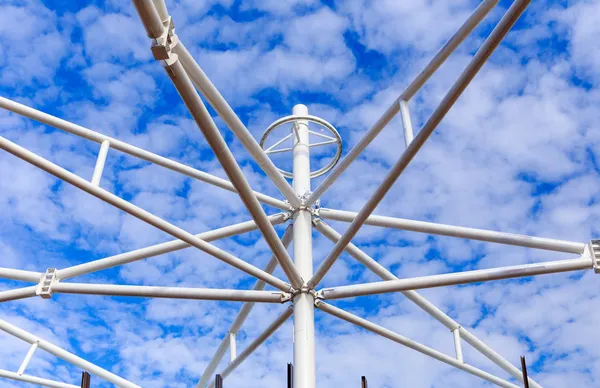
[0,0,595,387]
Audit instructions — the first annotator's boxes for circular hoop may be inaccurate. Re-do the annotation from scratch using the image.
[260,115,342,179]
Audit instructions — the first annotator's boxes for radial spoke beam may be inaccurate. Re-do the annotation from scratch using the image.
[196,225,293,388]
[321,255,592,299]
[157,52,303,289]
[313,220,543,388]
[57,213,287,281]
[172,41,302,208]
[0,286,37,303]
[315,301,520,388]
[205,306,294,388]
[308,0,532,289]
[0,268,42,283]
[0,369,78,388]
[319,208,586,254]
[304,0,500,206]
[51,283,288,303]
[0,319,140,388]
[0,97,289,211]
[0,136,292,292]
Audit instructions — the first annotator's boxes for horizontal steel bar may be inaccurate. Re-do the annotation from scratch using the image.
[0,369,78,388]
[321,256,592,300]
[0,319,140,388]
[52,283,288,303]
[315,301,519,388]
[319,208,586,254]
[0,267,42,283]
[205,306,294,388]
[304,0,499,206]
[57,213,287,280]
[0,136,292,292]
[196,225,293,388]
[0,97,289,211]
[0,286,37,302]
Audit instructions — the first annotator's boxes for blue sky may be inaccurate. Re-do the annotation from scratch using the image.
[1,0,600,387]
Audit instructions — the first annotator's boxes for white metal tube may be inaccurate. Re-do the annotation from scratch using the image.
[399,100,414,147]
[206,306,294,388]
[453,328,464,363]
[315,301,519,388]
[304,0,499,206]
[314,220,542,387]
[52,283,287,303]
[162,57,303,289]
[0,97,289,211]
[17,342,38,375]
[0,267,42,283]
[196,226,293,388]
[151,0,169,22]
[57,214,286,280]
[0,136,292,292]
[132,0,165,39]
[173,41,302,208]
[91,140,110,186]
[0,319,140,388]
[0,369,78,388]
[291,104,316,388]
[321,256,592,299]
[0,286,37,302]
[308,0,531,289]
[229,332,237,363]
[319,208,586,254]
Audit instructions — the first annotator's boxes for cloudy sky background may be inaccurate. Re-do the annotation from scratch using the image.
[0,0,599,386]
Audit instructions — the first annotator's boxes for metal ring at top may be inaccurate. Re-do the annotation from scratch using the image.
[260,115,343,179]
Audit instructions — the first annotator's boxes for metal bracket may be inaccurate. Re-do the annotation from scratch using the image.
[151,16,177,61]
[281,292,293,303]
[589,240,600,273]
[36,268,57,299]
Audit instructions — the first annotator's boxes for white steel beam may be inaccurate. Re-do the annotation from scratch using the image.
[453,328,464,363]
[0,267,42,283]
[0,136,292,292]
[196,225,293,388]
[91,140,110,186]
[319,208,586,254]
[320,255,592,299]
[0,319,140,388]
[0,97,289,211]
[57,213,287,280]
[229,332,237,362]
[0,286,37,303]
[158,54,303,289]
[51,283,288,303]
[17,342,38,375]
[308,0,532,289]
[0,369,78,388]
[304,0,499,206]
[315,301,519,388]
[398,100,414,147]
[205,306,294,388]
[173,41,302,208]
[313,220,542,388]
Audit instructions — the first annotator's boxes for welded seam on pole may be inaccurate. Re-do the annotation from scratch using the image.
[173,41,302,208]
[197,225,293,388]
[0,136,291,292]
[57,214,287,280]
[205,306,294,388]
[313,220,543,388]
[159,57,303,289]
[319,208,586,254]
[315,301,519,388]
[308,0,532,289]
[0,97,289,211]
[304,0,500,206]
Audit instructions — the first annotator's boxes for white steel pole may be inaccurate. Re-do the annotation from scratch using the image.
[229,332,237,363]
[315,301,519,388]
[91,140,110,186]
[453,328,464,363]
[0,267,42,283]
[0,319,140,388]
[0,369,78,388]
[17,342,38,375]
[399,100,414,147]
[291,104,316,388]
[0,286,37,303]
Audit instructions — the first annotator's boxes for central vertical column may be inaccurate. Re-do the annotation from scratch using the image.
[292,104,316,388]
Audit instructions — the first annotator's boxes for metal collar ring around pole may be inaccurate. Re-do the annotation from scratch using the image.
[259,115,343,179]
